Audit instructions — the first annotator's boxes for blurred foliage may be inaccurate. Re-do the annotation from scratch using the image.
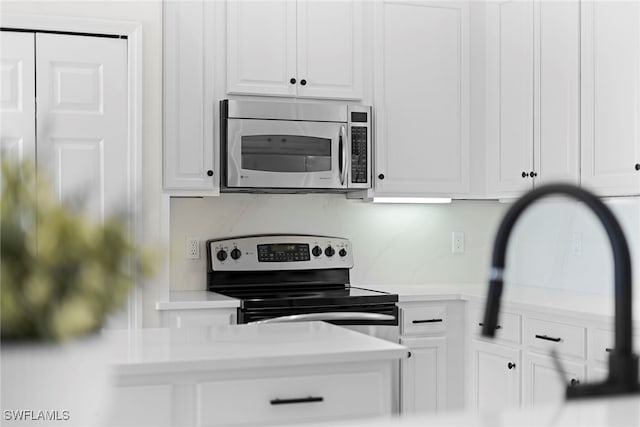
[1,159,155,342]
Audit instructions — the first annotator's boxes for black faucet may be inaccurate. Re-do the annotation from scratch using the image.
[481,183,639,399]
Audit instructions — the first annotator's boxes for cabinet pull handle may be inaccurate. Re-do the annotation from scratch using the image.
[535,334,562,343]
[270,396,323,405]
[570,378,580,386]
[635,163,640,171]
[478,322,502,330]
[378,173,385,180]
[508,362,516,370]
[412,318,443,324]
[207,170,214,177]
[522,171,529,178]
[290,77,296,84]
[300,79,307,86]
[605,348,613,353]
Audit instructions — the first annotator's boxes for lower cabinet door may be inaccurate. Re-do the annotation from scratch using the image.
[400,336,446,414]
[470,340,521,411]
[524,352,586,407]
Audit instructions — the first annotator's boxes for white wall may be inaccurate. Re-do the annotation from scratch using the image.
[170,196,507,290]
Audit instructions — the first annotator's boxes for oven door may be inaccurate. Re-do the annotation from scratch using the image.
[226,119,347,190]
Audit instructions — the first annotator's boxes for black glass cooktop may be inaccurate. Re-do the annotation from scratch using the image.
[214,286,398,310]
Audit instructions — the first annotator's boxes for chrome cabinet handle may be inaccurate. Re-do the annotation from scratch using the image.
[270,396,323,405]
[250,312,395,324]
[339,125,347,186]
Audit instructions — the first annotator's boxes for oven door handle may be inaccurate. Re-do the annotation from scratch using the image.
[249,312,395,324]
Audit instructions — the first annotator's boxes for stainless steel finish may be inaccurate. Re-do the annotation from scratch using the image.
[339,125,347,185]
[226,99,347,122]
[249,312,396,324]
[209,234,353,271]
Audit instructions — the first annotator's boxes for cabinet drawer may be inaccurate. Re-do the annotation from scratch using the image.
[590,329,640,364]
[469,306,521,345]
[401,305,446,335]
[524,318,586,359]
[197,371,386,426]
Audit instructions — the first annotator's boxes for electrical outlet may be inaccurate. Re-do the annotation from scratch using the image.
[452,231,465,253]
[571,232,582,256]
[186,237,200,259]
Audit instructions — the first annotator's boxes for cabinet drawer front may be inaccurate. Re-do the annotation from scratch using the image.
[197,372,386,426]
[469,307,521,345]
[525,318,586,359]
[401,305,447,335]
[591,328,614,364]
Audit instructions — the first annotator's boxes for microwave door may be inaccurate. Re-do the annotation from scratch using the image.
[226,119,345,189]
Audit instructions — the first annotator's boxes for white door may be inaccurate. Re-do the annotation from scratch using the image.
[471,340,520,411]
[296,0,363,100]
[374,0,469,197]
[400,336,446,414]
[0,31,36,165]
[35,33,129,222]
[486,0,534,197]
[227,0,297,96]
[524,352,585,407]
[581,1,640,196]
[534,0,580,188]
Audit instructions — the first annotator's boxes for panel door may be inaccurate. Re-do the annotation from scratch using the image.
[227,0,297,96]
[486,0,534,196]
[163,0,217,193]
[374,0,469,197]
[296,0,363,100]
[0,31,36,165]
[524,352,586,407]
[400,336,446,414]
[470,341,521,411]
[35,33,129,223]
[534,0,580,187]
[581,1,640,196]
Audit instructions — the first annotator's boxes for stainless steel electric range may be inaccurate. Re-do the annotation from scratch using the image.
[206,234,399,332]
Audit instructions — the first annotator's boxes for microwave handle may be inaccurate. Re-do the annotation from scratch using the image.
[339,125,347,185]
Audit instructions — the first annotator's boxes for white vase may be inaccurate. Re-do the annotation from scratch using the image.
[1,334,112,427]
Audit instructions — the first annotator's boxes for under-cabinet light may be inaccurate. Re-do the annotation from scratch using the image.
[372,197,452,204]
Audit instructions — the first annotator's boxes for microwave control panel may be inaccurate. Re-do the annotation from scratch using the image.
[348,107,371,187]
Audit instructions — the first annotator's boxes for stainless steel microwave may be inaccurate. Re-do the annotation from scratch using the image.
[220,99,372,192]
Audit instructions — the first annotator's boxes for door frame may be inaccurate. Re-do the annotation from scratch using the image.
[1,14,144,330]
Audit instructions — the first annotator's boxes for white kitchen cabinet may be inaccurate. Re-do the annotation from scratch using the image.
[486,0,579,198]
[161,308,236,328]
[580,1,640,196]
[523,352,586,407]
[163,0,218,195]
[373,0,470,197]
[470,340,521,411]
[226,0,363,100]
[400,336,446,414]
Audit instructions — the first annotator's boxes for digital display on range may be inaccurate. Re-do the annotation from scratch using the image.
[257,243,310,262]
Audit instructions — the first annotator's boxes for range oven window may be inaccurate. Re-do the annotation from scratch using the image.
[241,135,331,173]
[257,243,310,262]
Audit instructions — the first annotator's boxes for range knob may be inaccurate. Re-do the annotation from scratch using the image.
[339,248,347,257]
[231,248,242,260]
[312,245,323,257]
[325,246,335,257]
[216,249,228,261]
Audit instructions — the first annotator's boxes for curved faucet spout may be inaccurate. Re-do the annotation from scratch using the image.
[481,183,638,399]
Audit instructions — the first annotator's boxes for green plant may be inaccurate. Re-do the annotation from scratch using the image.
[1,159,154,341]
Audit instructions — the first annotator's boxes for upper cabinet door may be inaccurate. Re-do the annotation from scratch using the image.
[227,0,297,96]
[296,0,363,100]
[534,0,580,188]
[164,0,218,194]
[0,31,36,165]
[581,1,640,196]
[374,0,469,197]
[486,0,535,197]
[35,33,129,222]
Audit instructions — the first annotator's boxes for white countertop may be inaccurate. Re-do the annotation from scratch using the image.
[155,290,240,310]
[307,395,640,426]
[106,322,407,377]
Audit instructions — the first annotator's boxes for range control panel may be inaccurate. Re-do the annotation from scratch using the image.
[207,234,353,271]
